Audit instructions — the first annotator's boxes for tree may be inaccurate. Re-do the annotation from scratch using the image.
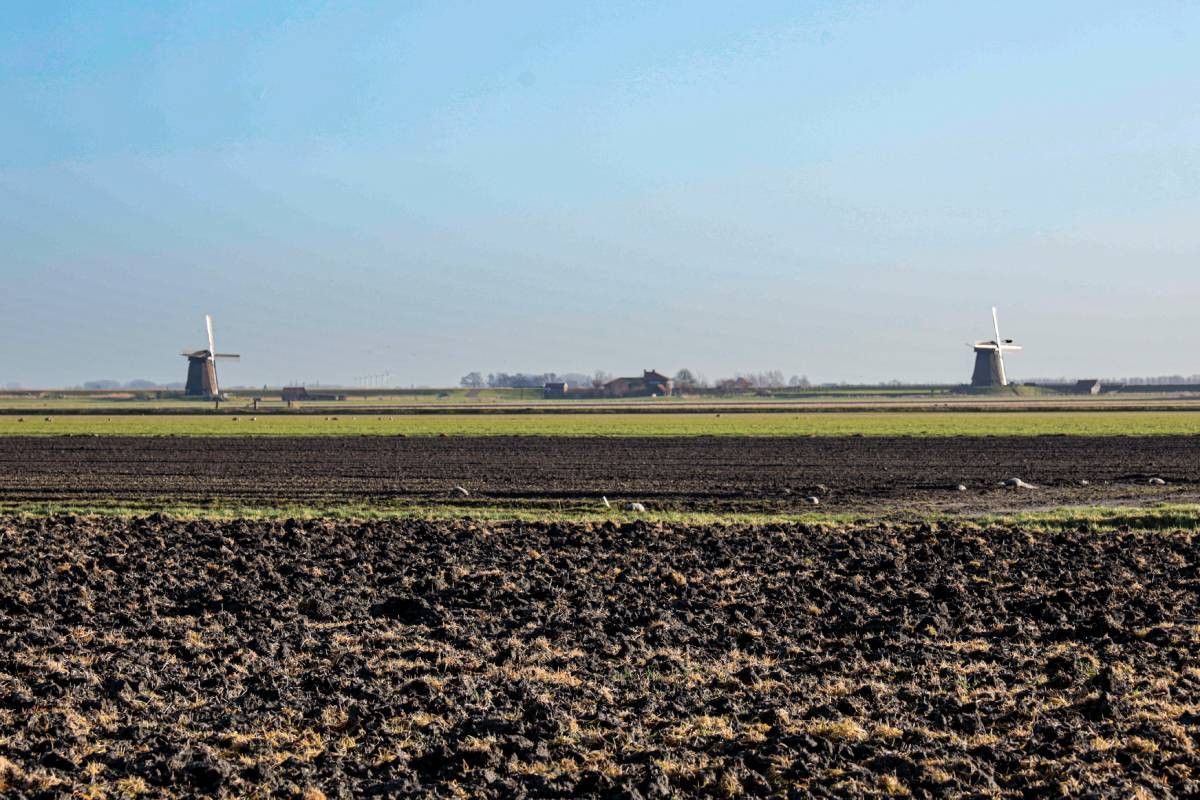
[673,368,696,388]
[735,371,785,389]
[591,370,612,389]
[788,374,811,388]
[460,372,484,389]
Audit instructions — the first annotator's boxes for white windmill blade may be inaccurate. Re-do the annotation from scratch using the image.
[205,315,216,358]
[991,307,1008,386]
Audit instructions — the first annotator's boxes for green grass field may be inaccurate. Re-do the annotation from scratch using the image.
[5,390,1200,416]
[0,391,535,410]
[4,410,1200,437]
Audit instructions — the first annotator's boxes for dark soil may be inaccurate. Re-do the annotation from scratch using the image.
[1,436,1198,514]
[2,515,1198,797]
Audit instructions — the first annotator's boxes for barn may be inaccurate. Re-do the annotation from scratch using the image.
[281,386,346,403]
[604,370,674,398]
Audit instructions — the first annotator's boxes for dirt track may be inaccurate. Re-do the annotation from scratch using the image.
[2,515,1198,797]
[1,436,1198,513]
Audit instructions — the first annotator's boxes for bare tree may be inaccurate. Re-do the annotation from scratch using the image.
[733,371,786,389]
[591,370,612,389]
[460,372,484,389]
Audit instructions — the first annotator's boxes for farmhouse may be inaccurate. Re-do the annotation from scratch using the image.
[542,370,674,399]
[604,370,673,398]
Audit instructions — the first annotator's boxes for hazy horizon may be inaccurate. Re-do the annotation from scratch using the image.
[12,367,1200,393]
[4,2,1198,388]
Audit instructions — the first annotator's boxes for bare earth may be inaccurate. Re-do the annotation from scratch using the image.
[1,515,1198,797]
[1,435,1197,514]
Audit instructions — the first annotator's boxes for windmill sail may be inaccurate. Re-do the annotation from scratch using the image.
[992,307,1007,386]
[182,315,238,397]
[970,307,1021,388]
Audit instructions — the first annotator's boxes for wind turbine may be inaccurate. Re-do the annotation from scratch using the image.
[181,314,240,397]
[970,307,1022,387]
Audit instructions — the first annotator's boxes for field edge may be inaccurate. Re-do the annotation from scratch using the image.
[4,502,1200,532]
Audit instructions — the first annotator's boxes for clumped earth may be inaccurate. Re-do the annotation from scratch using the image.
[2,515,1199,797]
[1,436,1198,514]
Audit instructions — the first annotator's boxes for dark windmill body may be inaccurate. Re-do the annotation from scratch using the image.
[970,307,1022,388]
[182,315,239,397]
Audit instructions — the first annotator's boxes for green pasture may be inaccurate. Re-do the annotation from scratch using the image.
[0,390,955,411]
[0,389,540,410]
[3,410,1200,437]
[3,389,1197,416]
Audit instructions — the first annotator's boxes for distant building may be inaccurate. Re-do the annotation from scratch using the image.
[541,370,674,399]
[604,370,673,398]
[1025,379,1103,395]
[282,386,346,402]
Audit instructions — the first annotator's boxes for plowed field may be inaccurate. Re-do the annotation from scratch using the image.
[1,516,1198,797]
[1,436,1197,514]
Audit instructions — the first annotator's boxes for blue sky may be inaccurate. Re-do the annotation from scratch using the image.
[2,1,1197,387]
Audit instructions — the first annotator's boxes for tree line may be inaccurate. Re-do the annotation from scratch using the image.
[461,369,811,390]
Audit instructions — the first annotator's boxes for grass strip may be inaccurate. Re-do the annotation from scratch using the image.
[3,501,1199,532]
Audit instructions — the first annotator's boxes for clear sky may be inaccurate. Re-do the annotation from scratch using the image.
[2,1,1197,387]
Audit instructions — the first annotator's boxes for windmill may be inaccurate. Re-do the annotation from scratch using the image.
[970,307,1022,388]
[181,315,240,397]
